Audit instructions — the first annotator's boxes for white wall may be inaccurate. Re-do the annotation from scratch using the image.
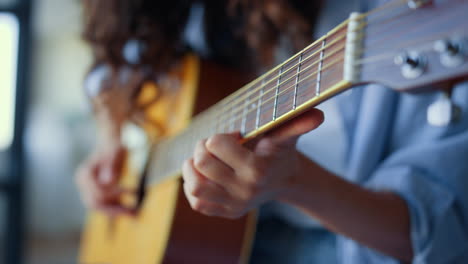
[25,0,93,238]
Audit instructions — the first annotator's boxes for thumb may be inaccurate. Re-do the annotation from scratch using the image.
[268,108,324,145]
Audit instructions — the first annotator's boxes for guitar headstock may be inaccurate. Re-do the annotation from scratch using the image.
[355,0,468,92]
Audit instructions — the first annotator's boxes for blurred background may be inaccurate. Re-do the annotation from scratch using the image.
[1,0,94,263]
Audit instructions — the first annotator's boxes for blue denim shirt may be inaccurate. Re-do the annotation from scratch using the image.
[251,82,468,263]
[335,83,468,263]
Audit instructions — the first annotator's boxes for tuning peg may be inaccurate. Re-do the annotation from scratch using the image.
[394,51,426,79]
[427,92,461,127]
[434,39,458,54]
[434,38,466,68]
[394,53,419,67]
[407,0,430,9]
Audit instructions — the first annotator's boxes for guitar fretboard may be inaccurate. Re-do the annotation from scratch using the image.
[148,14,364,185]
[142,0,468,185]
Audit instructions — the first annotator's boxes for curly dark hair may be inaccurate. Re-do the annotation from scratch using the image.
[82,0,322,75]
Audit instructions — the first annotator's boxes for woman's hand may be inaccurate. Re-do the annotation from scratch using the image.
[182,108,413,261]
[182,109,324,219]
[77,65,148,216]
[75,145,135,216]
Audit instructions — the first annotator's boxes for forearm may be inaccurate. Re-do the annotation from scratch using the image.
[279,153,413,262]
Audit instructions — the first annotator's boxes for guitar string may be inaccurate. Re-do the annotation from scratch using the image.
[358,0,468,66]
[190,36,345,127]
[214,42,348,125]
[158,0,424,142]
[363,2,466,52]
[212,2,465,129]
[149,0,436,182]
[217,57,345,131]
[210,0,408,105]
[368,17,467,58]
[210,0,413,123]
[182,0,408,134]
[357,27,468,70]
[214,25,467,132]
[213,28,391,127]
[203,29,348,120]
[153,0,466,183]
[203,22,348,112]
[151,1,408,171]
[366,0,468,57]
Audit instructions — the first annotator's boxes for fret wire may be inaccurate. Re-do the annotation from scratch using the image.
[219,26,355,119]
[316,39,326,96]
[200,19,439,136]
[273,65,283,121]
[293,52,303,110]
[192,28,351,137]
[219,55,345,129]
[229,101,235,131]
[216,42,348,125]
[215,109,223,133]
[197,108,215,135]
[212,102,226,133]
[148,0,428,185]
[240,86,249,135]
[151,62,346,183]
[219,114,225,133]
[222,67,343,136]
[255,79,266,129]
[212,107,218,133]
[224,101,231,133]
[209,27,349,123]
[212,114,217,135]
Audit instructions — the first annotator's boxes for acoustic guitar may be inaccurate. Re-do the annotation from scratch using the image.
[79,0,468,263]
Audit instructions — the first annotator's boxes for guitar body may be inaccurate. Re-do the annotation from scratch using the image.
[79,55,257,264]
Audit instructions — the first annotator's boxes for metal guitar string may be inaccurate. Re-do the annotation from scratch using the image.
[215,42,348,125]
[208,1,407,112]
[194,0,456,132]
[205,0,412,126]
[149,0,467,185]
[215,15,467,130]
[215,0,407,113]
[212,32,349,120]
[217,57,345,130]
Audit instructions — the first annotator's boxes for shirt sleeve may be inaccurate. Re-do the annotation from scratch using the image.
[337,84,468,264]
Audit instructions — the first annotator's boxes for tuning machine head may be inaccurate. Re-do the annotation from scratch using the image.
[434,38,467,68]
[394,51,427,79]
[407,0,431,9]
[427,91,462,127]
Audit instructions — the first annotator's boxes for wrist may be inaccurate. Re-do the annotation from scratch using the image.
[277,152,329,208]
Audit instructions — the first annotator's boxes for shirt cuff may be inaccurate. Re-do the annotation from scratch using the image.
[365,165,468,263]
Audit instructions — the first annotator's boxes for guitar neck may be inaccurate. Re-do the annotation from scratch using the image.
[148,18,356,184]
[148,0,468,185]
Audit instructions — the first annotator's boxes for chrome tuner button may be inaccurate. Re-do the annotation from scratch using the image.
[407,0,430,9]
[394,51,426,79]
[434,38,466,68]
[427,92,462,127]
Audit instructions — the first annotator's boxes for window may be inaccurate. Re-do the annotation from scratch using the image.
[0,13,18,151]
